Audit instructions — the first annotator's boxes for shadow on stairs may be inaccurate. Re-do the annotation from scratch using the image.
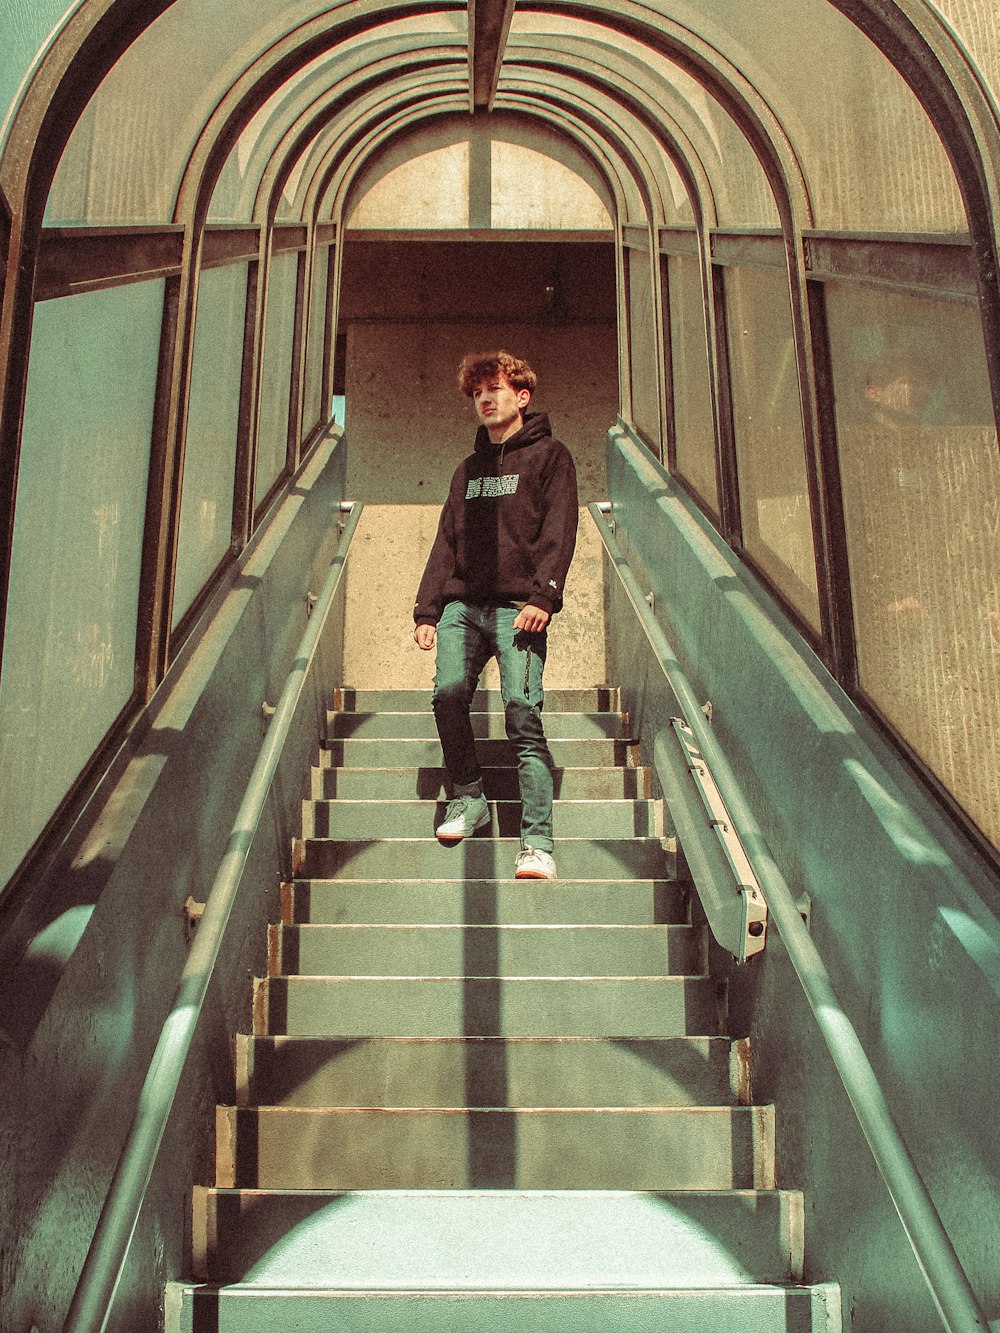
[166,685,841,1332]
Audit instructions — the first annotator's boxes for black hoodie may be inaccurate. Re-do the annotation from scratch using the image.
[414,411,578,625]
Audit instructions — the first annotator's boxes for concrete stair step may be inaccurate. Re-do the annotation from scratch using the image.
[293,836,675,882]
[268,923,706,978]
[311,765,651,800]
[333,686,621,713]
[214,1104,775,1191]
[320,737,638,768]
[302,798,663,840]
[235,1035,748,1108]
[281,878,688,925]
[254,975,722,1038]
[327,711,629,740]
[188,1187,805,1288]
[168,1281,841,1333]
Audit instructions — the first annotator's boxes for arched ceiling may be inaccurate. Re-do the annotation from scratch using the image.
[4,0,995,245]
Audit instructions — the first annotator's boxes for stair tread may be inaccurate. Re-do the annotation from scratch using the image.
[280,880,687,924]
[326,719,633,743]
[189,1189,806,1291]
[237,1033,744,1108]
[286,878,676,886]
[192,1187,804,1288]
[293,837,676,882]
[309,797,653,806]
[333,686,621,711]
[257,975,720,1038]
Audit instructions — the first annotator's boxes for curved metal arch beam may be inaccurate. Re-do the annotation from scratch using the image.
[274,56,629,223]
[251,48,468,224]
[493,88,666,225]
[503,30,761,222]
[484,98,637,223]
[296,84,475,222]
[273,47,649,228]
[311,82,657,231]
[227,34,469,223]
[303,65,663,230]
[517,0,814,232]
[283,25,713,234]
[516,0,850,589]
[310,91,475,221]
[490,87,669,426]
[497,49,720,227]
[295,92,631,226]
[308,77,688,436]
[497,75,694,229]
[0,0,175,206]
[172,2,467,229]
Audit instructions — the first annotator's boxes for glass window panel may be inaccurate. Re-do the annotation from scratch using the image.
[173,263,247,628]
[627,247,661,449]
[255,250,299,511]
[668,254,718,513]
[931,2,1000,113]
[826,281,1000,851]
[303,245,331,440]
[725,265,820,628]
[491,140,611,230]
[0,282,161,891]
[1,0,71,160]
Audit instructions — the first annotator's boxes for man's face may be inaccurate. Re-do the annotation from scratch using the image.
[472,374,530,440]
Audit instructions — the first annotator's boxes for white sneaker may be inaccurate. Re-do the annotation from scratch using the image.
[514,846,557,880]
[436,794,490,841]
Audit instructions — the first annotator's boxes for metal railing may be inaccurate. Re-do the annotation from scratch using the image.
[63,499,363,1333]
[588,501,989,1333]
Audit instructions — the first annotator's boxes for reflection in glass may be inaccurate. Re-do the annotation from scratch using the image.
[0,283,161,891]
[256,251,299,511]
[627,247,661,451]
[725,266,819,628]
[668,256,718,513]
[827,282,1000,851]
[173,263,246,628]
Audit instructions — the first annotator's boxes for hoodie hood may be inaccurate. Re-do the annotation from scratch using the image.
[474,410,553,457]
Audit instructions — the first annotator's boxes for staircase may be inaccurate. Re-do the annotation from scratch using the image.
[168,685,840,1331]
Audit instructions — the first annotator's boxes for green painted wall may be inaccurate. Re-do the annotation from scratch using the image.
[605,425,1000,1331]
[0,437,348,1333]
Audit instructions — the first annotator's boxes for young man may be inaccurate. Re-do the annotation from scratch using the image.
[413,351,578,880]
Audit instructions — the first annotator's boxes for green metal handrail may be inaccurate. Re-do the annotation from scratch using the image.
[62,499,363,1333]
[588,501,989,1333]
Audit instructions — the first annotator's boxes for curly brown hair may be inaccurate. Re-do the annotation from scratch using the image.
[457,351,538,398]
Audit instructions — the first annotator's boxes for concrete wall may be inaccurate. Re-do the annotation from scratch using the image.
[604,426,1000,1332]
[341,503,607,691]
[339,239,618,505]
[337,238,617,690]
[0,437,349,1333]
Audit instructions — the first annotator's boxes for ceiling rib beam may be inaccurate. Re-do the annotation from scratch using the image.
[469,0,516,110]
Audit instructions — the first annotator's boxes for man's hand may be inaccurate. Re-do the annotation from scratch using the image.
[414,622,437,650]
[513,604,550,633]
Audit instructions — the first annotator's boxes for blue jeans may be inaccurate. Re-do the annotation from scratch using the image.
[432,600,554,852]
